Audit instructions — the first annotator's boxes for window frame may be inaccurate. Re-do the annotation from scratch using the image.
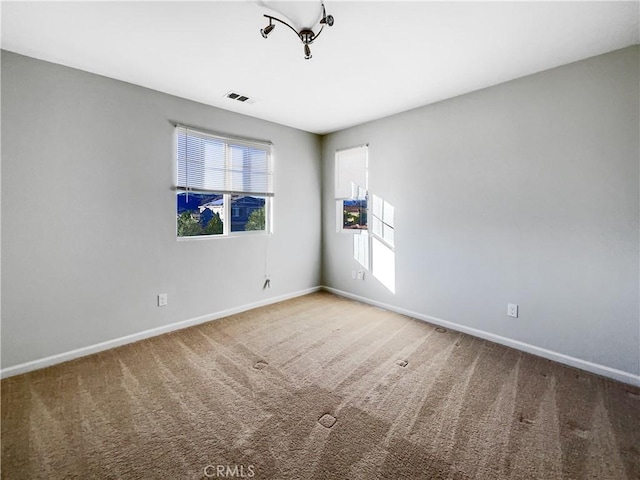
[174,125,273,239]
[335,145,369,233]
[176,192,272,239]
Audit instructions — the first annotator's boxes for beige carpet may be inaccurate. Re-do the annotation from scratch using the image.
[2,292,639,479]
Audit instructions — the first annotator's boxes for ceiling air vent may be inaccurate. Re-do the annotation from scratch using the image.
[225,91,256,104]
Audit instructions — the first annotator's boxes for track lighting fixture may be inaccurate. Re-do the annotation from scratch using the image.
[259,1,334,60]
[260,21,275,38]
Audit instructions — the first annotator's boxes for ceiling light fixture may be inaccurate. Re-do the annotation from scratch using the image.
[260,1,334,60]
[260,23,275,38]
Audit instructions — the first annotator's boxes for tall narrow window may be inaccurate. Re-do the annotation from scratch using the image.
[335,145,368,231]
[176,126,273,237]
[335,145,368,269]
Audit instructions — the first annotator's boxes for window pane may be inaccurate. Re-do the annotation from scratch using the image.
[177,127,272,195]
[230,146,246,192]
[231,195,266,232]
[229,144,271,194]
[335,146,367,199]
[342,199,368,230]
[177,130,226,191]
[177,192,224,236]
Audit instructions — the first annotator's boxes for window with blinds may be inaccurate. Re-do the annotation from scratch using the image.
[335,145,368,232]
[175,125,273,237]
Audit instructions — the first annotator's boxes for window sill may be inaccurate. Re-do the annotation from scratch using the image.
[177,231,270,241]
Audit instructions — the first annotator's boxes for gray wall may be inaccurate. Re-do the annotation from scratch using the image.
[3,46,639,379]
[1,51,322,368]
[322,46,640,376]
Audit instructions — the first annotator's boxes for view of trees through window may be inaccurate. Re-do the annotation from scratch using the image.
[177,192,266,237]
[342,198,368,230]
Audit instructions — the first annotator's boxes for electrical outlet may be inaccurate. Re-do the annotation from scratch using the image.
[507,303,518,318]
[158,293,168,307]
[357,270,365,280]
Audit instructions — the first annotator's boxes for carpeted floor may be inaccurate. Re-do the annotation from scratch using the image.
[2,291,639,479]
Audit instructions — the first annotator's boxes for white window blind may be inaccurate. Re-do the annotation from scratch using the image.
[335,145,367,199]
[177,126,273,196]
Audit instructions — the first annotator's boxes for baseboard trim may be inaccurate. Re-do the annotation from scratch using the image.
[1,286,322,379]
[322,286,640,387]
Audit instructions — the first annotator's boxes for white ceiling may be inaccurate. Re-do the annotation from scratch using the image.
[2,1,638,134]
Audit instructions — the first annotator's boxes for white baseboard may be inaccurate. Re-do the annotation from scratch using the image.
[322,286,640,387]
[0,286,321,379]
